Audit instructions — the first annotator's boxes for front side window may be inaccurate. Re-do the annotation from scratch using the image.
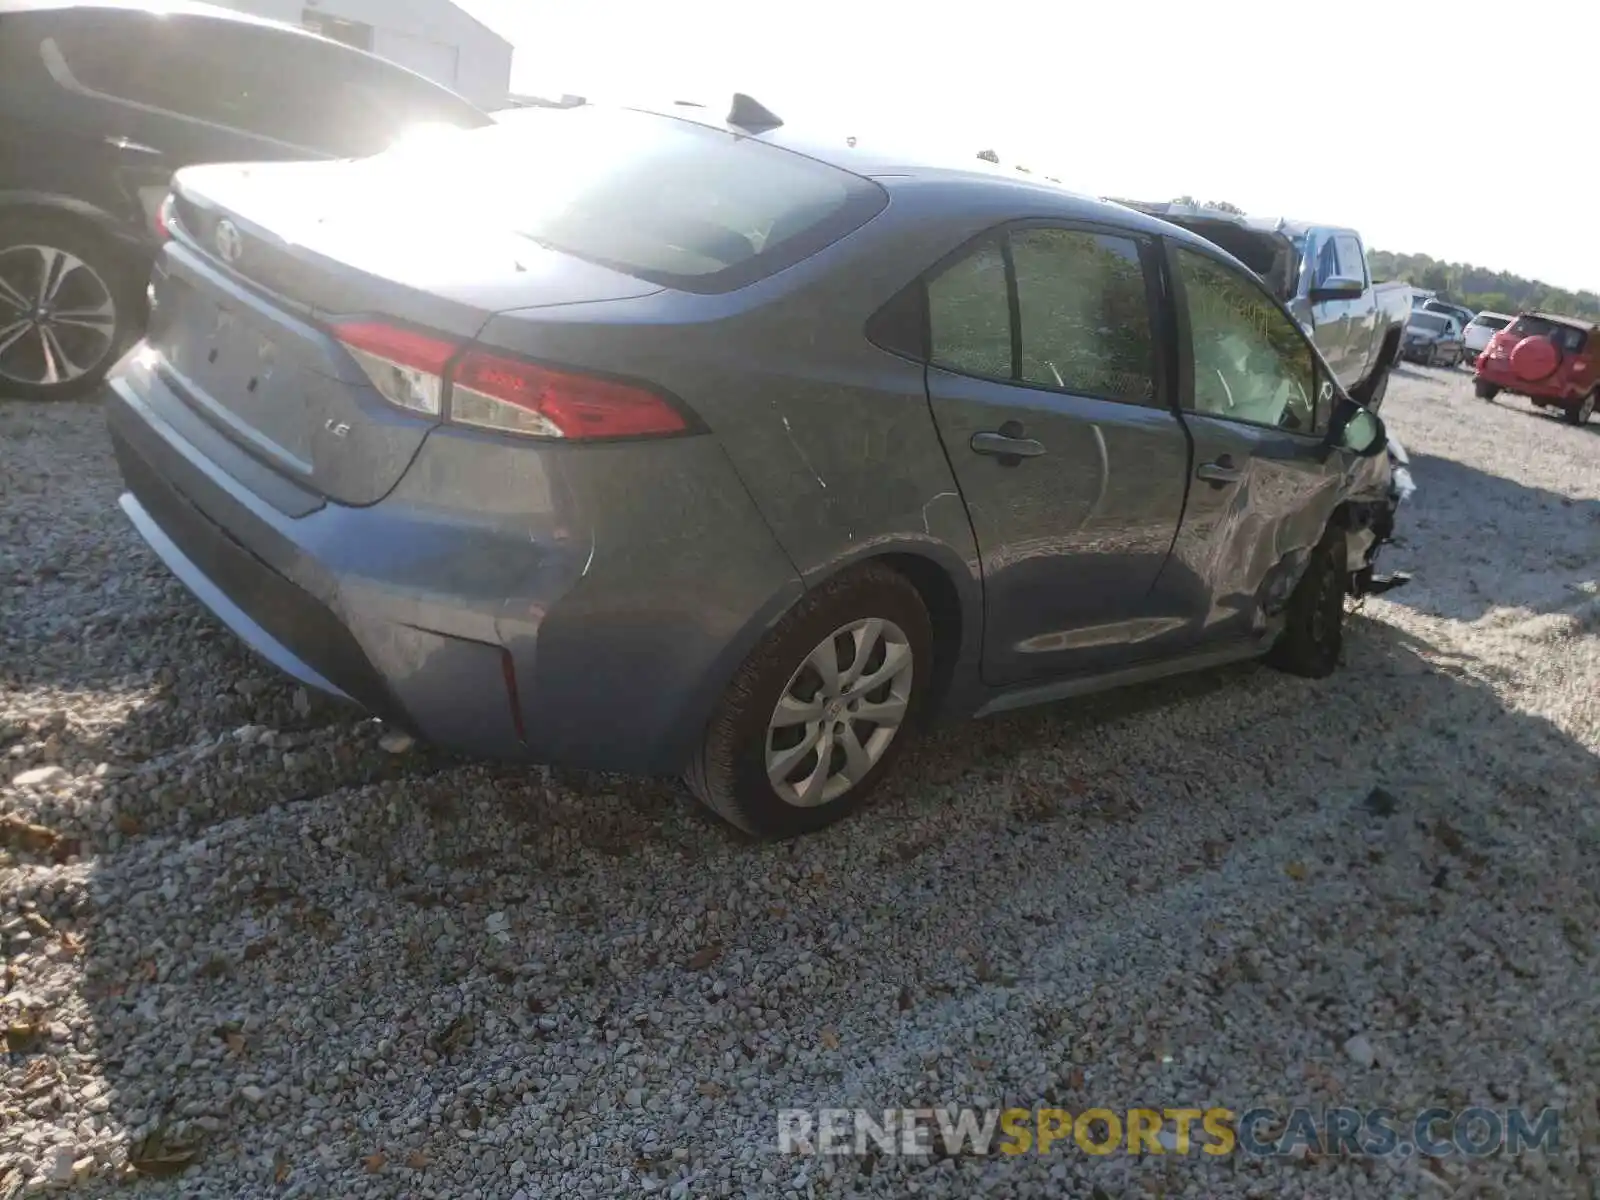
[1176,247,1320,435]
[1009,229,1154,404]
[927,238,1012,380]
[1334,235,1367,284]
[1314,236,1340,286]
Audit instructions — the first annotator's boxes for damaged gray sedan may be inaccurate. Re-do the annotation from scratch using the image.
[106,98,1406,838]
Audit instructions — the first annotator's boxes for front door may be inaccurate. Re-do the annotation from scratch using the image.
[1155,243,1347,647]
[922,224,1192,685]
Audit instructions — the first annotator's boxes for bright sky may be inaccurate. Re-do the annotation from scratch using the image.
[456,0,1598,293]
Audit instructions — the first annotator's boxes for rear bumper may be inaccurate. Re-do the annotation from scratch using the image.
[1473,361,1575,402]
[106,352,804,773]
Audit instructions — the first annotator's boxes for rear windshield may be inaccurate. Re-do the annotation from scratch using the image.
[1469,314,1511,331]
[1510,316,1588,352]
[1408,314,1450,334]
[420,107,887,293]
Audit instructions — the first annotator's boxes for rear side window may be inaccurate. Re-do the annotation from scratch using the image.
[426,107,886,293]
[1010,228,1154,403]
[927,239,1012,379]
[1510,316,1588,353]
[1471,315,1511,332]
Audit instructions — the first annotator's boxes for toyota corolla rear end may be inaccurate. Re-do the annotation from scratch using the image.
[104,106,887,773]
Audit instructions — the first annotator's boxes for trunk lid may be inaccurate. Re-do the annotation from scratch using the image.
[155,159,661,506]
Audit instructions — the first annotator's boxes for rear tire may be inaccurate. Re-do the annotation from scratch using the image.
[685,563,932,838]
[1266,526,1345,680]
[1474,381,1499,401]
[1567,389,1596,426]
[0,213,141,401]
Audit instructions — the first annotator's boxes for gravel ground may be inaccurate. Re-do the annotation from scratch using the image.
[2,365,1598,1199]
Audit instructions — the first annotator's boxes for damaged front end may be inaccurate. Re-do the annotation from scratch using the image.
[1344,435,1415,599]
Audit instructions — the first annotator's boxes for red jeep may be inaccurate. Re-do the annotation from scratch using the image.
[1473,313,1598,425]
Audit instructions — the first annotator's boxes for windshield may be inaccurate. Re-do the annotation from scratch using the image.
[1510,316,1588,352]
[399,107,887,293]
[1408,314,1449,334]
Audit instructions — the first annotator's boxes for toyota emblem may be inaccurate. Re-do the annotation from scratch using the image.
[214,219,244,265]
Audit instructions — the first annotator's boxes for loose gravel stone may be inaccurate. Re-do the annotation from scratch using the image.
[3,370,1598,1198]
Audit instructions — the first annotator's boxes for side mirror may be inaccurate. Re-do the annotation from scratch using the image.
[1330,405,1387,457]
[1310,276,1364,303]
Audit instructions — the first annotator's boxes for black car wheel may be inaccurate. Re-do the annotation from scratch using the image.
[1474,380,1499,401]
[0,214,139,401]
[687,563,932,838]
[1266,526,1346,679]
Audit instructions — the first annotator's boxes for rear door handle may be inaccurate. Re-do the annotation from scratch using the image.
[971,430,1046,459]
[1196,456,1242,485]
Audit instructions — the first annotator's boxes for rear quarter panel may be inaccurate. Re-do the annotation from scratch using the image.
[472,181,990,716]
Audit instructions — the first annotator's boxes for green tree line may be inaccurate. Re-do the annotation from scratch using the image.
[1367,250,1600,321]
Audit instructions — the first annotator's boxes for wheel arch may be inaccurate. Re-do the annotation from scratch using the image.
[0,190,149,257]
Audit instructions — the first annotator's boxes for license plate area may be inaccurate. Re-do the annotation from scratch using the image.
[156,277,313,466]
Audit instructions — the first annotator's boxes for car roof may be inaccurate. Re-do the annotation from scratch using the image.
[1526,312,1596,331]
[614,101,1235,249]
[1108,201,1349,243]
[0,0,332,36]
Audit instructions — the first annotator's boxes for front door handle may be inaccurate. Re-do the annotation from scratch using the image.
[1196,456,1242,486]
[971,429,1046,459]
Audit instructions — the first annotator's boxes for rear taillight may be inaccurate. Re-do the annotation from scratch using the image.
[1572,359,1589,373]
[331,319,687,439]
[154,192,176,240]
[452,349,687,439]
[332,322,453,416]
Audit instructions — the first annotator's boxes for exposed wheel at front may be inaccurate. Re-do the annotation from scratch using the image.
[0,215,137,401]
[1266,526,1346,679]
[686,563,932,838]
[1474,380,1499,401]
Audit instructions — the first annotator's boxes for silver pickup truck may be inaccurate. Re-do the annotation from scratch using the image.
[1119,204,1412,412]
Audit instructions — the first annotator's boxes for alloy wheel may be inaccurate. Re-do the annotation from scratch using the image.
[764,618,914,808]
[0,244,119,388]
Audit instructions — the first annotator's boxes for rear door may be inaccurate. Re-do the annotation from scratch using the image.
[1156,243,1345,647]
[922,223,1193,685]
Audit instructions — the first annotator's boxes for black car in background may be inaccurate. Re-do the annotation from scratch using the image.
[0,0,492,400]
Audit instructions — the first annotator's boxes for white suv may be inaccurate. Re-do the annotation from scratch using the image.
[1462,311,1514,360]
